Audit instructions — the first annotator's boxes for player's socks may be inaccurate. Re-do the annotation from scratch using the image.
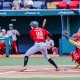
[24,56,29,67]
[48,58,58,69]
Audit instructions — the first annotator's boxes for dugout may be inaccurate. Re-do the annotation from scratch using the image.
[0,10,79,56]
[0,16,61,54]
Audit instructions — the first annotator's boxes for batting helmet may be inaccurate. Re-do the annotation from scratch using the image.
[30,21,39,27]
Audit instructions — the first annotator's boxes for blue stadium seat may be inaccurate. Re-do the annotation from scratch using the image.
[33,1,46,9]
[2,2,12,10]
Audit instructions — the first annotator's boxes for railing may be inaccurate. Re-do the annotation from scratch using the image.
[0,9,79,16]
[0,37,12,57]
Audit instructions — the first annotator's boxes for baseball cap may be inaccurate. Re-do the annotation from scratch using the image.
[9,23,13,27]
[2,29,6,33]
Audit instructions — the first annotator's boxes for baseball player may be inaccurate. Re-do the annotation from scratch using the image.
[46,35,58,54]
[21,21,59,71]
[7,23,20,55]
[63,30,80,67]
[0,29,9,55]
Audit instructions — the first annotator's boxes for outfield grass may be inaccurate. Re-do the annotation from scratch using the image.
[0,57,75,66]
[0,78,80,80]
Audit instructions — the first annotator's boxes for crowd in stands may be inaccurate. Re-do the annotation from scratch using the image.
[0,0,80,10]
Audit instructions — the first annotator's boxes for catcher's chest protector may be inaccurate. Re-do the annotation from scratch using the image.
[77,48,80,56]
[71,51,80,64]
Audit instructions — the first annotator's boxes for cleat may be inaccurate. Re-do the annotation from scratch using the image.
[19,69,26,72]
[75,64,80,68]
[19,66,27,72]
[55,68,60,71]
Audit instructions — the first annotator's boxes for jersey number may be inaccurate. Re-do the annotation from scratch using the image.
[36,31,44,39]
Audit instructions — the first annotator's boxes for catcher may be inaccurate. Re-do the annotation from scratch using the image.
[63,30,80,68]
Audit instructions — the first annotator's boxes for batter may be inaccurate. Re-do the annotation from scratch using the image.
[21,21,59,71]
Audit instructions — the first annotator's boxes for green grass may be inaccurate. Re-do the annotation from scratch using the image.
[0,78,80,80]
[0,57,75,66]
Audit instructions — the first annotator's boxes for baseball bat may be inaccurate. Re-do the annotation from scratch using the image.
[68,39,78,47]
[42,19,47,28]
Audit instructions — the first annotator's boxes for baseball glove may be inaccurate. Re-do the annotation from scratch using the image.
[62,30,69,39]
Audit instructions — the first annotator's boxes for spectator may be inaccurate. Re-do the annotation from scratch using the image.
[46,35,58,55]
[21,0,33,9]
[0,27,2,37]
[12,0,20,10]
[7,23,20,55]
[0,29,9,55]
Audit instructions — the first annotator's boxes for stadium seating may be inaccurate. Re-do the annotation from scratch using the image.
[47,2,58,9]
[68,1,78,9]
[57,1,67,9]
[52,0,62,2]
[63,0,71,2]
[0,0,79,10]
[2,2,12,10]
[33,1,46,9]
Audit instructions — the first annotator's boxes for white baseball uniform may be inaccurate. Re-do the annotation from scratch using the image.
[7,29,18,41]
[7,29,19,54]
[46,39,54,49]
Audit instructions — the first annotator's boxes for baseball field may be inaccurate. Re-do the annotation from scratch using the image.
[0,54,80,80]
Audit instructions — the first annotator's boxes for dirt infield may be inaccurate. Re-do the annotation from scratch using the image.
[0,65,80,78]
[0,55,79,78]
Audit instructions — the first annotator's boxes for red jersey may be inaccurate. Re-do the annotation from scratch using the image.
[30,27,49,42]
